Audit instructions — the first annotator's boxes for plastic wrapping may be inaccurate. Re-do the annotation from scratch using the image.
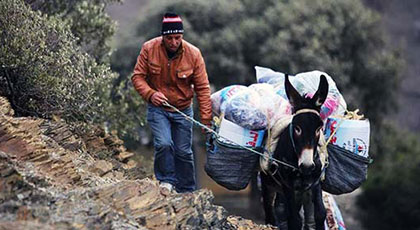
[255,66,286,83]
[224,88,267,130]
[249,83,291,128]
[323,192,347,230]
[211,85,247,116]
[306,93,340,120]
[212,67,346,131]
[255,67,347,117]
[293,71,347,117]
[324,117,370,157]
[218,118,265,147]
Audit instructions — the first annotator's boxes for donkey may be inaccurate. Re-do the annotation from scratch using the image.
[260,74,329,230]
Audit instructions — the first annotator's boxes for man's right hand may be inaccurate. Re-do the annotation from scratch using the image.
[150,92,169,107]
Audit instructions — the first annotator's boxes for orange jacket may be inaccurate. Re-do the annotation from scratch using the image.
[131,37,212,125]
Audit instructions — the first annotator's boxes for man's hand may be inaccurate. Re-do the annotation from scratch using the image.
[150,92,168,106]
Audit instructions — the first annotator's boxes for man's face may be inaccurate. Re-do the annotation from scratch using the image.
[163,34,183,53]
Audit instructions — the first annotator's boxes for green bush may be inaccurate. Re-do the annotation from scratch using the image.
[0,0,117,123]
[24,0,121,63]
[358,123,420,230]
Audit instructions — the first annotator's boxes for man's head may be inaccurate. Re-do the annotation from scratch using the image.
[161,12,184,53]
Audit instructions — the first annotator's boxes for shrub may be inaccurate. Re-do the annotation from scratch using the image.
[0,0,117,123]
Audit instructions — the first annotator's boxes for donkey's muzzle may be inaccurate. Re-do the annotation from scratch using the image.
[299,163,316,176]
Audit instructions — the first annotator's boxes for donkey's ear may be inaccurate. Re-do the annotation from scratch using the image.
[311,74,329,108]
[285,74,302,108]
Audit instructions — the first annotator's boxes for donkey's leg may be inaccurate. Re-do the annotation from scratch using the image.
[286,190,303,230]
[302,190,316,230]
[312,185,326,230]
[274,190,289,230]
[261,173,277,225]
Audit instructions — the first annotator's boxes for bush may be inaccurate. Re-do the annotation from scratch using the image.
[358,123,420,230]
[24,0,121,63]
[0,0,117,123]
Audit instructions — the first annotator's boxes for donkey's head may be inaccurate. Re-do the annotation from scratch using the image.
[285,74,329,175]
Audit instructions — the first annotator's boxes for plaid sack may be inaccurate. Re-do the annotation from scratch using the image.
[205,135,260,191]
[322,144,371,195]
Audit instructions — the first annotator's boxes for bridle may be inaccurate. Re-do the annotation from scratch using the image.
[268,108,324,190]
[289,108,320,154]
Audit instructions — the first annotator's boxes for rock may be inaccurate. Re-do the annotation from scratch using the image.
[91,160,113,176]
[0,97,14,116]
[0,96,272,229]
[117,150,134,162]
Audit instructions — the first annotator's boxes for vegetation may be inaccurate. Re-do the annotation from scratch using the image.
[0,0,112,123]
[24,0,121,63]
[359,123,420,230]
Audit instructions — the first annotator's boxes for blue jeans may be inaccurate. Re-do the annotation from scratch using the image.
[146,104,195,192]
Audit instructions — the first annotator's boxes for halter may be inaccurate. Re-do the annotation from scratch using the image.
[289,108,320,154]
[269,108,323,190]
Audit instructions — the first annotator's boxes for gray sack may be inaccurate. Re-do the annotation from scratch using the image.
[321,144,371,195]
[205,136,260,191]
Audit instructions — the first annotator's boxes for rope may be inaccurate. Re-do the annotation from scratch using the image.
[162,101,298,170]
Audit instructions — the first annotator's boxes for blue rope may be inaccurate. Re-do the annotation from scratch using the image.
[162,101,298,170]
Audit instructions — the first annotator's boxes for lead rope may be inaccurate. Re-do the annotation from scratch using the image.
[162,101,298,171]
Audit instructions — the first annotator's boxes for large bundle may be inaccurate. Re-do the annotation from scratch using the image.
[255,66,347,120]
[211,83,291,131]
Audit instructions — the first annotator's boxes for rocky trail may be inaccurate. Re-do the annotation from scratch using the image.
[0,96,275,230]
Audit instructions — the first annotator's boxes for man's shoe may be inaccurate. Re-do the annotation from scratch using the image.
[159,182,174,196]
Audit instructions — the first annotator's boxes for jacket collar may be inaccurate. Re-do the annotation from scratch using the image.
[160,38,184,59]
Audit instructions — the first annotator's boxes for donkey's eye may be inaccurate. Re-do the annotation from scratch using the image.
[294,126,302,136]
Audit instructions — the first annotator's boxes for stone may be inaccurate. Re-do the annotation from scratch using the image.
[0,96,273,229]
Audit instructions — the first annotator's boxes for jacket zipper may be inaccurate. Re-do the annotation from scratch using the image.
[167,60,171,86]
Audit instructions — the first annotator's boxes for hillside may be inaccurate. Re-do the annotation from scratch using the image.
[0,96,274,230]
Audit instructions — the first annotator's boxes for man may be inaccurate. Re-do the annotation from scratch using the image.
[131,12,212,195]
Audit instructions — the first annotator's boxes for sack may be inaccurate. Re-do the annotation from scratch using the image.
[254,66,347,117]
[224,88,267,130]
[205,135,260,190]
[324,117,371,157]
[211,85,247,116]
[218,118,265,148]
[321,144,371,195]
